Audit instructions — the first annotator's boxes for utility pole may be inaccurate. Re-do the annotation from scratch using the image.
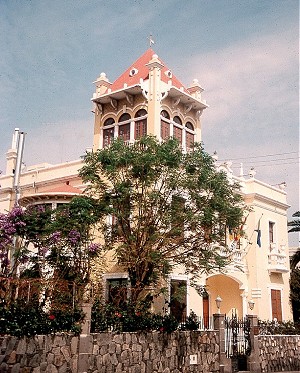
[13,129,26,205]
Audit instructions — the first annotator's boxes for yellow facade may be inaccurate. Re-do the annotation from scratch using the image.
[0,49,292,322]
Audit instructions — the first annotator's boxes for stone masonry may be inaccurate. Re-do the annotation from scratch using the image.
[258,335,300,372]
[0,331,219,373]
[1,331,300,372]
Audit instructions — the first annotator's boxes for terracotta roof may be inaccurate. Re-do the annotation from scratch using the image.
[111,49,188,93]
[43,184,83,194]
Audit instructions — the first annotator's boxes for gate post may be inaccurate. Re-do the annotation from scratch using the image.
[214,313,231,373]
[247,314,260,373]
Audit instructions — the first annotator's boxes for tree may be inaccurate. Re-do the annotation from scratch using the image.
[80,136,245,305]
[290,267,300,323]
[288,211,300,322]
[288,211,300,233]
[0,196,104,304]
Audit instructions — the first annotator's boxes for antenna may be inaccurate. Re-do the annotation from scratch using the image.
[148,34,155,48]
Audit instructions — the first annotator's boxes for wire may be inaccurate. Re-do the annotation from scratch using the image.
[219,151,298,161]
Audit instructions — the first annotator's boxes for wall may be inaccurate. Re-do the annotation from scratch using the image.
[1,331,300,372]
[0,331,220,373]
[257,335,300,373]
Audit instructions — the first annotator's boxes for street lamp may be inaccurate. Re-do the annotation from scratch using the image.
[248,299,255,313]
[215,295,222,314]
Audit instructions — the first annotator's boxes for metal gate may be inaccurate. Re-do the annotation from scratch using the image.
[225,313,251,372]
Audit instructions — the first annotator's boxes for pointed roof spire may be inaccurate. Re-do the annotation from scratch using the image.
[110,49,188,92]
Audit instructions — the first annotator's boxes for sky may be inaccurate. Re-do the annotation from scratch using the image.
[0,0,299,244]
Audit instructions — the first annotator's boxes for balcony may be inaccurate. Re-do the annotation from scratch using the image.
[268,245,289,273]
[218,246,247,271]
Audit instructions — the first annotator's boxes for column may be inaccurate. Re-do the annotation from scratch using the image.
[213,313,232,373]
[247,314,260,373]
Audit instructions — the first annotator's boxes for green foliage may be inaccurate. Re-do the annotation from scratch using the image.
[179,311,200,331]
[258,319,300,335]
[0,299,84,337]
[91,300,181,333]
[288,211,300,233]
[290,267,300,322]
[80,136,245,304]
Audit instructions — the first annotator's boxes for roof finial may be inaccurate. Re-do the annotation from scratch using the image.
[148,34,155,48]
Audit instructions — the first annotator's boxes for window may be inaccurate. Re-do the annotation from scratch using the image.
[173,126,182,144]
[185,122,195,150]
[103,118,115,126]
[134,109,147,139]
[170,279,187,322]
[103,118,115,147]
[161,110,170,119]
[269,222,275,244]
[119,113,131,122]
[173,116,182,145]
[118,113,131,142]
[173,116,182,125]
[103,128,114,147]
[107,278,128,307]
[271,289,282,321]
[160,110,170,140]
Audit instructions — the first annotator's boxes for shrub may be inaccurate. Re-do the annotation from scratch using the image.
[258,319,300,335]
[91,301,182,333]
[0,299,84,337]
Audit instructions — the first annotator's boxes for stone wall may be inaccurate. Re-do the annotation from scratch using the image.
[0,331,220,373]
[257,335,300,372]
[0,334,79,373]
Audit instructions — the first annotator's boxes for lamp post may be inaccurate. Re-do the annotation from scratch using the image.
[215,295,222,314]
[248,299,255,314]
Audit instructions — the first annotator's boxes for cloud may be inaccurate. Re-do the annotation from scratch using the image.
[184,27,299,244]
[187,27,298,135]
[23,119,92,168]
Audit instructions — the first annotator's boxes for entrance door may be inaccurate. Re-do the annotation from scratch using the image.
[203,292,209,328]
[271,289,282,321]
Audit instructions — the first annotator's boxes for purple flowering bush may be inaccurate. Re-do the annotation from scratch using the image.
[0,196,104,293]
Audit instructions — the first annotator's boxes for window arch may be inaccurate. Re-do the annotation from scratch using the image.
[161,110,170,119]
[135,109,147,118]
[173,116,182,125]
[185,122,194,131]
[103,118,115,147]
[160,110,170,140]
[118,113,131,123]
[118,113,131,141]
[134,109,147,139]
[103,117,115,126]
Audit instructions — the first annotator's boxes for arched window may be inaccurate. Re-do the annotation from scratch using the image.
[160,110,170,140]
[119,113,131,122]
[103,118,115,126]
[103,118,115,147]
[118,113,131,141]
[173,116,182,125]
[185,122,195,150]
[134,109,147,139]
[161,110,170,119]
[173,116,182,145]
[185,122,194,131]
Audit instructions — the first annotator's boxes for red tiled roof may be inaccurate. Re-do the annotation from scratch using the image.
[44,184,83,194]
[111,49,188,93]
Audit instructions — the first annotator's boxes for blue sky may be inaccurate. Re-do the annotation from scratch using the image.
[0,0,299,243]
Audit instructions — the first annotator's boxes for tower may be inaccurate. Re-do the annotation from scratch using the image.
[91,49,208,151]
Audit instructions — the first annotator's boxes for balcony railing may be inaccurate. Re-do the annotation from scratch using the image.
[268,245,289,273]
